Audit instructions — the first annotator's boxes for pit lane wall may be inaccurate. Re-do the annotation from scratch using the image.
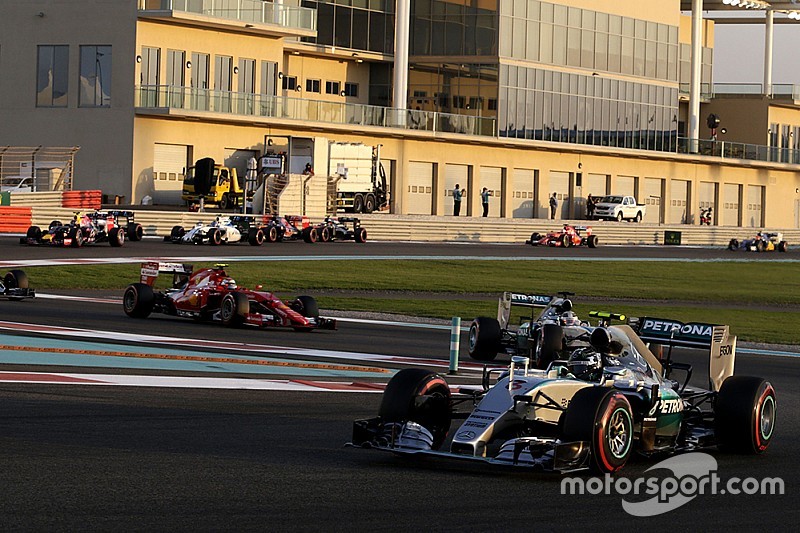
[14,207,800,247]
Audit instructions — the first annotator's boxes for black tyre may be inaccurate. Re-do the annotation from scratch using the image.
[364,194,376,214]
[533,323,564,369]
[778,241,788,253]
[302,227,318,243]
[220,193,231,210]
[68,226,83,248]
[561,233,571,248]
[220,292,250,327]
[208,227,222,246]
[728,239,739,251]
[49,220,62,231]
[26,226,42,242]
[468,317,502,361]
[291,295,319,318]
[616,212,624,222]
[4,269,28,289]
[634,211,642,223]
[248,228,265,246]
[378,368,452,450]
[756,239,766,252]
[122,283,155,318]
[108,227,125,247]
[265,225,279,243]
[562,387,634,473]
[353,194,364,213]
[715,376,776,454]
[127,223,143,241]
[319,226,331,243]
[170,225,185,240]
[587,235,599,248]
[529,232,541,245]
[355,227,367,243]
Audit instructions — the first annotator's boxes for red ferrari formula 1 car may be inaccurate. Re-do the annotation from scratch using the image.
[526,224,598,248]
[122,262,335,331]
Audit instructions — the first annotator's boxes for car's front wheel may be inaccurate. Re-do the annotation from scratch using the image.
[123,283,155,318]
[728,239,739,251]
[291,295,319,318]
[378,368,452,450]
[220,292,249,327]
[468,317,501,361]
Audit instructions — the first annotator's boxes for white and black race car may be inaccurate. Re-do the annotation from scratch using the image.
[165,216,244,245]
[351,314,776,474]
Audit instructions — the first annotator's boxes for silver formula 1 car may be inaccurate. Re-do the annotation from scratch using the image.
[351,314,776,474]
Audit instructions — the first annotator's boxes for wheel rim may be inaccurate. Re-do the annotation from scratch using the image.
[607,407,632,459]
[468,324,477,350]
[123,289,136,312]
[759,393,776,441]
[221,297,234,322]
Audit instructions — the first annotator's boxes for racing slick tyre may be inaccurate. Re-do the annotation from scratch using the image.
[318,226,331,243]
[301,227,318,243]
[587,235,599,248]
[562,387,634,474]
[378,368,452,450]
[533,323,564,369]
[220,292,250,327]
[265,225,279,243]
[756,239,766,252]
[25,226,42,242]
[170,225,185,241]
[68,226,83,247]
[49,220,62,231]
[353,194,364,214]
[728,239,739,251]
[122,283,155,318]
[354,227,367,243]
[291,295,319,318]
[616,212,624,222]
[468,317,502,361]
[528,232,541,245]
[108,227,125,247]
[560,234,572,248]
[778,241,788,253]
[127,223,144,241]
[364,194,376,214]
[3,269,28,300]
[715,376,776,454]
[247,228,265,246]
[208,227,222,246]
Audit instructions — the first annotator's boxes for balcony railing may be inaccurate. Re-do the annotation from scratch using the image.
[135,85,798,166]
[135,85,497,137]
[712,83,800,100]
[138,0,316,32]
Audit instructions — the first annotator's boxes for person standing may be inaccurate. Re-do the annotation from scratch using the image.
[587,193,595,219]
[453,184,464,216]
[549,192,558,219]
[481,187,490,217]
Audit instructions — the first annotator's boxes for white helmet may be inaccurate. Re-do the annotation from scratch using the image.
[560,311,579,326]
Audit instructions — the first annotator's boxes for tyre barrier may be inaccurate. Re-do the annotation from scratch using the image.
[62,190,102,210]
[0,207,33,233]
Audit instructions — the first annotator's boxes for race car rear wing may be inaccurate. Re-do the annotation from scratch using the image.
[631,316,736,392]
[497,292,554,329]
[140,261,194,287]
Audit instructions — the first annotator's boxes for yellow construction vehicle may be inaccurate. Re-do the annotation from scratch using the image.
[181,157,244,209]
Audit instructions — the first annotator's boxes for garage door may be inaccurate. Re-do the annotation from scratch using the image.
[549,171,571,219]
[642,178,663,224]
[669,179,689,224]
[746,185,763,228]
[614,175,636,197]
[153,143,188,205]
[406,161,434,215]
[584,174,607,198]
[445,164,469,214]
[722,184,740,227]
[479,166,502,218]
[698,182,716,225]
[511,168,535,218]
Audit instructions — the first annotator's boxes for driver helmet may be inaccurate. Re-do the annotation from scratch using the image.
[559,311,580,326]
[221,278,238,290]
[567,348,603,381]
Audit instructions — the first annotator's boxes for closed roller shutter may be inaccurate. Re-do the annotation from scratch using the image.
[584,174,607,198]
[746,185,763,228]
[614,175,636,197]
[406,161,433,215]
[511,168,535,218]
[153,143,188,205]
[479,166,502,218]
[698,182,716,224]
[549,171,570,219]
[642,178,663,224]
[722,184,740,227]
[669,179,689,224]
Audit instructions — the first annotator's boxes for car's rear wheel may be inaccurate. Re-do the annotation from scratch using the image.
[319,226,331,243]
[127,223,143,241]
[561,233,571,248]
[587,235,599,248]
[68,227,83,247]
[468,317,502,361]
[756,239,766,252]
[170,225,185,241]
[379,368,452,450]
[208,228,222,246]
[728,239,739,251]
[302,227,318,243]
[778,241,788,252]
[355,227,367,243]
[562,387,634,473]
[220,292,249,327]
[715,376,776,454]
[123,283,155,318]
[265,226,279,243]
[109,227,125,247]
[533,323,564,369]
[291,295,319,318]
[248,228,265,246]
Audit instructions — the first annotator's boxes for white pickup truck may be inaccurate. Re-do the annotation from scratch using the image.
[592,195,646,222]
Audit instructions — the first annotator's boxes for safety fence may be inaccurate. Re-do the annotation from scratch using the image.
[0,147,79,193]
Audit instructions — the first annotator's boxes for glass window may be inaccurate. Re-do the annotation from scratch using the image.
[214,55,232,91]
[37,45,69,108]
[581,29,593,68]
[595,32,608,72]
[167,50,185,87]
[596,12,608,32]
[540,1,553,23]
[553,24,566,65]
[335,6,352,48]
[260,61,278,95]
[238,58,255,94]
[513,17,526,58]
[621,36,633,75]
[608,34,621,73]
[539,22,553,63]
[499,16,512,57]
[79,45,112,107]
[140,47,159,87]
[567,27,581,66]
[553,4,567,25]
[306,79,321,93]
[326,80,341,95]
[352,8,369,50]
[526,20,540,60]
[282,76,297,90]
[344,82,359,97]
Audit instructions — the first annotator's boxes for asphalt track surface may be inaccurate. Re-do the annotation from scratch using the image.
[0,239,798,530]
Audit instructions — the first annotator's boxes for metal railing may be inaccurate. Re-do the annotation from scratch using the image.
[712,83,800,100]
[677,137,800,164]
[138,0,316,31]
[0,146,79,192]
[135,85,497,137]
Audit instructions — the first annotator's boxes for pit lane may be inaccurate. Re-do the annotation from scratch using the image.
[0,240,797,529]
